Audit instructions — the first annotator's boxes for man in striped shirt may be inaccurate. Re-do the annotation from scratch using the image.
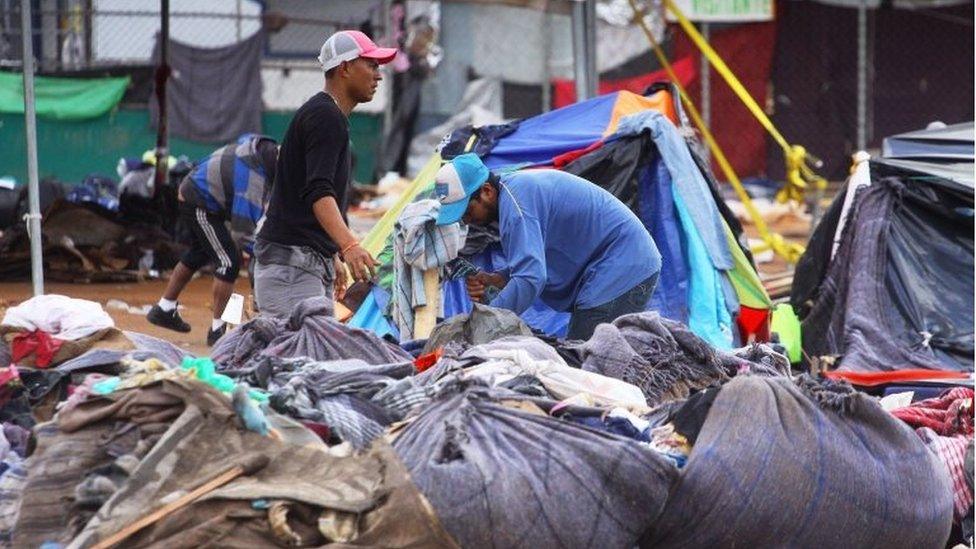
[147,133,278,345]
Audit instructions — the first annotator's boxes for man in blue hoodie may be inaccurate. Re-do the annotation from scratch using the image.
[146,133,278,345]
[435,153,662,340]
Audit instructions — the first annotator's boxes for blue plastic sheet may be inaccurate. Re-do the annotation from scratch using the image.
[484,94,619,169]
[672,189,733,349]
[348,286,399,340]
[640,156,689,323]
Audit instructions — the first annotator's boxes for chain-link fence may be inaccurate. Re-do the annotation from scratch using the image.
[0,0,384,72]
[0,0,393,187]
[1,0,971,185]
[411,0,973,184]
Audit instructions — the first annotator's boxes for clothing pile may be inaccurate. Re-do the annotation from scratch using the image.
[579,312,732,405]
[0,296,200,547]
[17,379,456,548]
[1,295,116,368]
[212,296,412,371]
[393,381,676,549]
[232,357,417,450]
[0,295,960,547]
[644,375,952,547]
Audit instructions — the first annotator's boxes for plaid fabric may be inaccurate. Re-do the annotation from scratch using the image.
[444,257,480,281]
[891,387,974,437]
[314,395,388,450]
[0,458,26,548]
[392,200,467,338]
[916,427,973,520]
[372,378,435,419]
[270,380,393,451]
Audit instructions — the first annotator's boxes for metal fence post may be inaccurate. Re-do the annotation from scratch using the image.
[153,0,169,197]
[856,0,867,151]
[572,0,596,101]
[20,0,44,296]
[584,0,597,98]
[541,7,551,112]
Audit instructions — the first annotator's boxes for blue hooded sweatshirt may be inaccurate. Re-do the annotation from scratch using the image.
[490,169,661,314]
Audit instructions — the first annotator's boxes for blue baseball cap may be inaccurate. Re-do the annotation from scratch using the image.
[434,153,490,225]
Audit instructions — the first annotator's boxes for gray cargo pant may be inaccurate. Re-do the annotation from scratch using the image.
[253,238,334,318]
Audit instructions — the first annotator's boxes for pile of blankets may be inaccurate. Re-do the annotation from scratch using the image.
[0,295,965,547]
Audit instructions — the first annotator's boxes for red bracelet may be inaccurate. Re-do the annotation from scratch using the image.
[341,241,359,255]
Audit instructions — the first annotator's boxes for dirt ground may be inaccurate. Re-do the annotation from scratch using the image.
[0,210,381,357]
[0,276,253,356]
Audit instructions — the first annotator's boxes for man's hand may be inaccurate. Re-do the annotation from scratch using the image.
[465,271,507,303]
[342,243,379,283]
[333,255,348,301]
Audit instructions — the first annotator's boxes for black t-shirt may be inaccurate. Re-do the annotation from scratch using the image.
[258,92,350,257]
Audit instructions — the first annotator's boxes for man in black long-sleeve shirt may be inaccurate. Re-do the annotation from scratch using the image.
[254,30,396,316]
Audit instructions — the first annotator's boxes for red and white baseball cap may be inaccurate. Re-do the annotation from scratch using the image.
[318,30,397,72]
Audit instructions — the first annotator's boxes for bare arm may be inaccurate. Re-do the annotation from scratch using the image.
[311,195,357,250]
[311,196,378,282]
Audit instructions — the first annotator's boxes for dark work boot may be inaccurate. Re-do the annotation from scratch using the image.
[146,305,191,333]
[207,324,227,346]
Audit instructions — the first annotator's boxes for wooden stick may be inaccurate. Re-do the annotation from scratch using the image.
[91,455,269,549]
[412,267,440,339]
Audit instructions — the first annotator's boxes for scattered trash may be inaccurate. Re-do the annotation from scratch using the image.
[219,293,245,325]
[104,299,153,316]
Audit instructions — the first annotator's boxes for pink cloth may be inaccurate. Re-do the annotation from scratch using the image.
[59,373,110,413]
[892,387,975,521]
[916,428,973,520]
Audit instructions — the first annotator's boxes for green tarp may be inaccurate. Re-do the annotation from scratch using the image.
[0,72,129,120]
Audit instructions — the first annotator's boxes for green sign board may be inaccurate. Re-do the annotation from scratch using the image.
[669,0,774,21]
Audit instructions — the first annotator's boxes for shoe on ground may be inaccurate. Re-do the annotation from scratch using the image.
[146,305,191,333]
[207,324,227,346]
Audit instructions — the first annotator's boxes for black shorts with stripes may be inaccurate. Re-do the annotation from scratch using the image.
[178,202,241,282]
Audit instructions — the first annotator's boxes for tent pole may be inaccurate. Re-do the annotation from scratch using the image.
[21,0,43,296]
[235,0,242,41]
[153,0,170,197]
[856,0,866,151]
[381,0,394,150]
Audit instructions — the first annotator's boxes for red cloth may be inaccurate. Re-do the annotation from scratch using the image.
[551,56,696,110]
[891,387,974,437]
[414,349,443,373]
[736,305,770,343]
[300,421,331,442]
[824,369,971,387]
[552,140,606,168]
[672,21,776,178]
[10,330,62,368]
[892,387,975,520]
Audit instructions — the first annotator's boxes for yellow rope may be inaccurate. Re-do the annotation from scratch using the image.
[626,0,805,263]
[663,0,826,205]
